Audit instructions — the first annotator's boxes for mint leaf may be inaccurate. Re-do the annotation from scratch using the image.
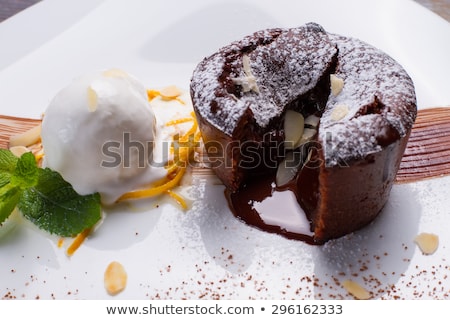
[0,172,11,189]
[0,149,19,189]
[0,149,18,172]
[11,152,39,189]
[0,150,37,224]
[0,185,21,224]
[18,168,101,237]
[0,149,101,237]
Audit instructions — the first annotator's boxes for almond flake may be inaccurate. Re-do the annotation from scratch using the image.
[9,146,30,157]
[231,55,259,94]
[87,86,98,112]
[160,85,182,100]
[104,261,127,295]
[330,74,344,96]
[276,151,303,187]
[294,128,317,148]
[342,280,371,300]
[9,124,42,147]
[414,232,439,255]
[330,104,349,121]
[284,110,304,149]
[304,114,320,128]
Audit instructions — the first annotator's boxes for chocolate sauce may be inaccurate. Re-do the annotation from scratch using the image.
[226,107,450,244]
[225,170,317,245]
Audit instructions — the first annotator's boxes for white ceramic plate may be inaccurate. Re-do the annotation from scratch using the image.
[0,0,449,300]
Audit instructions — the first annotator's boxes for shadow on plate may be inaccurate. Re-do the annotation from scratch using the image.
[180,180,258,274]
[85,198,165,251]
[312,183,421,299]
[187,178,421,299]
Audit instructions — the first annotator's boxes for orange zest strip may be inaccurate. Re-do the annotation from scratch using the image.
[147,89,160,101]
[165,118,193,126]
[118,167,186,201]
[194,131,202,142]
[179,116,198,142]
[117,106,200,209]
[175,147,194,166]
[165,162,179,175]
[166,190,188,210]
[34,152,44,162]
[66,228,92,256]
[175,97,186,105]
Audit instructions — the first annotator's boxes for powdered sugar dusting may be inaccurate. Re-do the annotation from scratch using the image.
[190,23,416,166]
[191,23,337,135]
[320,34,416,166]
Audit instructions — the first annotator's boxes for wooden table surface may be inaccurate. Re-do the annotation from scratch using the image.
[1,0,450,23]
[0,0,41,22]
[416,0,450,21]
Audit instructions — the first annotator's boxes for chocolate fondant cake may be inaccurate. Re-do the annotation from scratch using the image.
[190,23,417,243]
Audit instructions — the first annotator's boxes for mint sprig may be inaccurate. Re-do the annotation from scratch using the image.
[0,150,38,224]
[12,152,39,189]
[0,149,101,237]
[18,168,101,237]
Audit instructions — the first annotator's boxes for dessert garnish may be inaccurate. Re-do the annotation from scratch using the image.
[0,149,101,237]
[414,232,439,255]
[0,69,199,255]
[342,279,371,300]
[231,55,260,94]
[104,261,128,296]
[330,74,344,96]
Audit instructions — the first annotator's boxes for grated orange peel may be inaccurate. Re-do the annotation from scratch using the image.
[118,104,200,209]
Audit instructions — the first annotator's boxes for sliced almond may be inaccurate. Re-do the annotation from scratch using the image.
[104,261,127,295]
[330,74,344,96]
[9,146,30,157]
[231,55,259,94]
[414,232,439,255]
[304,114,320,128]
[9,124,41,147]
[330,104,349,121]
[304,148,313,164]
[87,86,98,112]
[342,279,371,300]
[160,85,182,100]
[301,127,317,141]
[284,110,304,149]
[295,128,317,148]
[276,151,304,187]
[242,55,252,76]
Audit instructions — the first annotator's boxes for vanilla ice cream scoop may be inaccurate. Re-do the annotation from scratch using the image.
[41,69,166,205]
